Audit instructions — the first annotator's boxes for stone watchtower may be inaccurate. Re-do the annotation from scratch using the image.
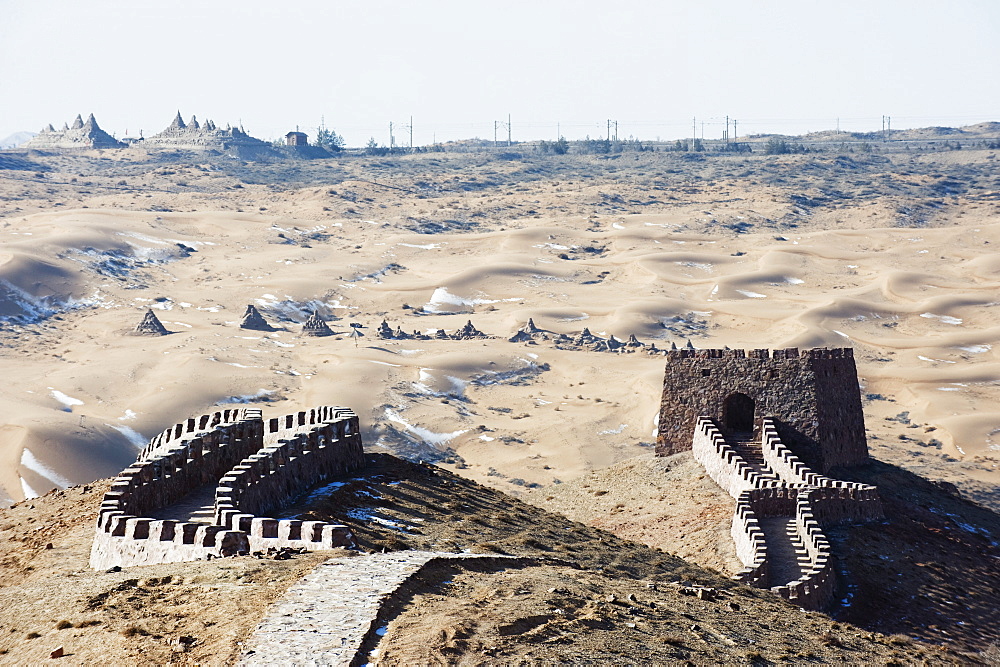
[655,348,869,472]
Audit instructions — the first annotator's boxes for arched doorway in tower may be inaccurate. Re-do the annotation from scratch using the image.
[723,393,755,434]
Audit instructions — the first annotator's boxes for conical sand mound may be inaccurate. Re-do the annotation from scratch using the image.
[131,309,170,336]
[239,304,273,331]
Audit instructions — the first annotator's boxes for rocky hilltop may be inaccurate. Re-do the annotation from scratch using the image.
[21,114,123,150]
[136,111,275,159]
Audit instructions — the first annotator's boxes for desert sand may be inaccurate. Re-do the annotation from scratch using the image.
[1,146,998,507]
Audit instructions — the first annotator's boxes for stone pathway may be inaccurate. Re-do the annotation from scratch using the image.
[240,551,519,666]
[759,517,807,586]
[148,482,216,523]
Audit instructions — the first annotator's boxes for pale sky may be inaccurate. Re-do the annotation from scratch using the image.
[1,0,998,146]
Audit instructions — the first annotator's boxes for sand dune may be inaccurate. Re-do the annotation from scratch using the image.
[1,150,998,504]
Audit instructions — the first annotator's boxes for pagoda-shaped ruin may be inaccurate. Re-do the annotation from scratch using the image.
[22,113,124,149]
[301,312,334,337]
[131,309,170,336]
[138,111,274,158]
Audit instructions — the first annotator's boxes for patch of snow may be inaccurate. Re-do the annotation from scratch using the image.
[219,389,275,404]
[918,356,956,364]
[422,287,514,314]
[20,477,40,500]
[20,448,73,488]
[735,289,767,298]
[110,425,147,448]
[678,262,713,272]
[383,408,467,446]
[598,424,628,435]
[49,388,83,412]
[957,344,991,354]
[920,312,963,325]
[398,242,442,249]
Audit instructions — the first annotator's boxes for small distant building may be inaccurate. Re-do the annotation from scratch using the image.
[285,131,308,146]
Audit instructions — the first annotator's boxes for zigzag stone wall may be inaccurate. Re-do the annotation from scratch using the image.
[693,417,882,610]
[90,406,364,569]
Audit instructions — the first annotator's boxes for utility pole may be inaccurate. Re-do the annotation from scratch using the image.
[614,120,618,142]
[409,116,413,151]
[507,113,512,146]
[725,115,729,144]
[887,116,891,141]
[494,120,498,149]
[836,117,840,134]
[389,122,395,153]
[693,117,696,144]
[557,121,560,139]
[607,119,611,141]
[733,119,737,141]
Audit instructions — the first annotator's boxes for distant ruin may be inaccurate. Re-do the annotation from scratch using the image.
[130,309,170,336]
[21,114,124,149]
[137,111,274,158]
[656,347,882,610]
[91,406,364,569]
[240,304,274,331]
[301,311,334,337]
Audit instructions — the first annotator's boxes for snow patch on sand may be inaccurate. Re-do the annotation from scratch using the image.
[110,425,147,448]
[422,287,518,314]
[921,312,963,325]
[20,448,73,488]
[383,408,467,446]
[49,388,83,412]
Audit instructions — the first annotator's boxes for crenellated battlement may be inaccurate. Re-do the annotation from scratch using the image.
[90,405,364,569]
[665,347,854,361]
[691,416,881,610]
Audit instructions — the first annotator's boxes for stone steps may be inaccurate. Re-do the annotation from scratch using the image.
[759,517,809,586]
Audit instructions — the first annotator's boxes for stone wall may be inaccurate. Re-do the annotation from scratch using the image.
[731,490,769,588]
[693,417,881,611]
[760,419,883,524]
[90,406,364,569]
[656,348,869,472]
[139,408,249,460]
[691,417,777,497]
[214,410,362,551]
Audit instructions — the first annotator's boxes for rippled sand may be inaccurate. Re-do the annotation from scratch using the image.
[1,149,998,504]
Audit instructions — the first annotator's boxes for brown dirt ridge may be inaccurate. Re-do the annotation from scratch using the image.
[0,453,992,664]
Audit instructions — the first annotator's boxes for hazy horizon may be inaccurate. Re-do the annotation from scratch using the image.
[2,0,998,146]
